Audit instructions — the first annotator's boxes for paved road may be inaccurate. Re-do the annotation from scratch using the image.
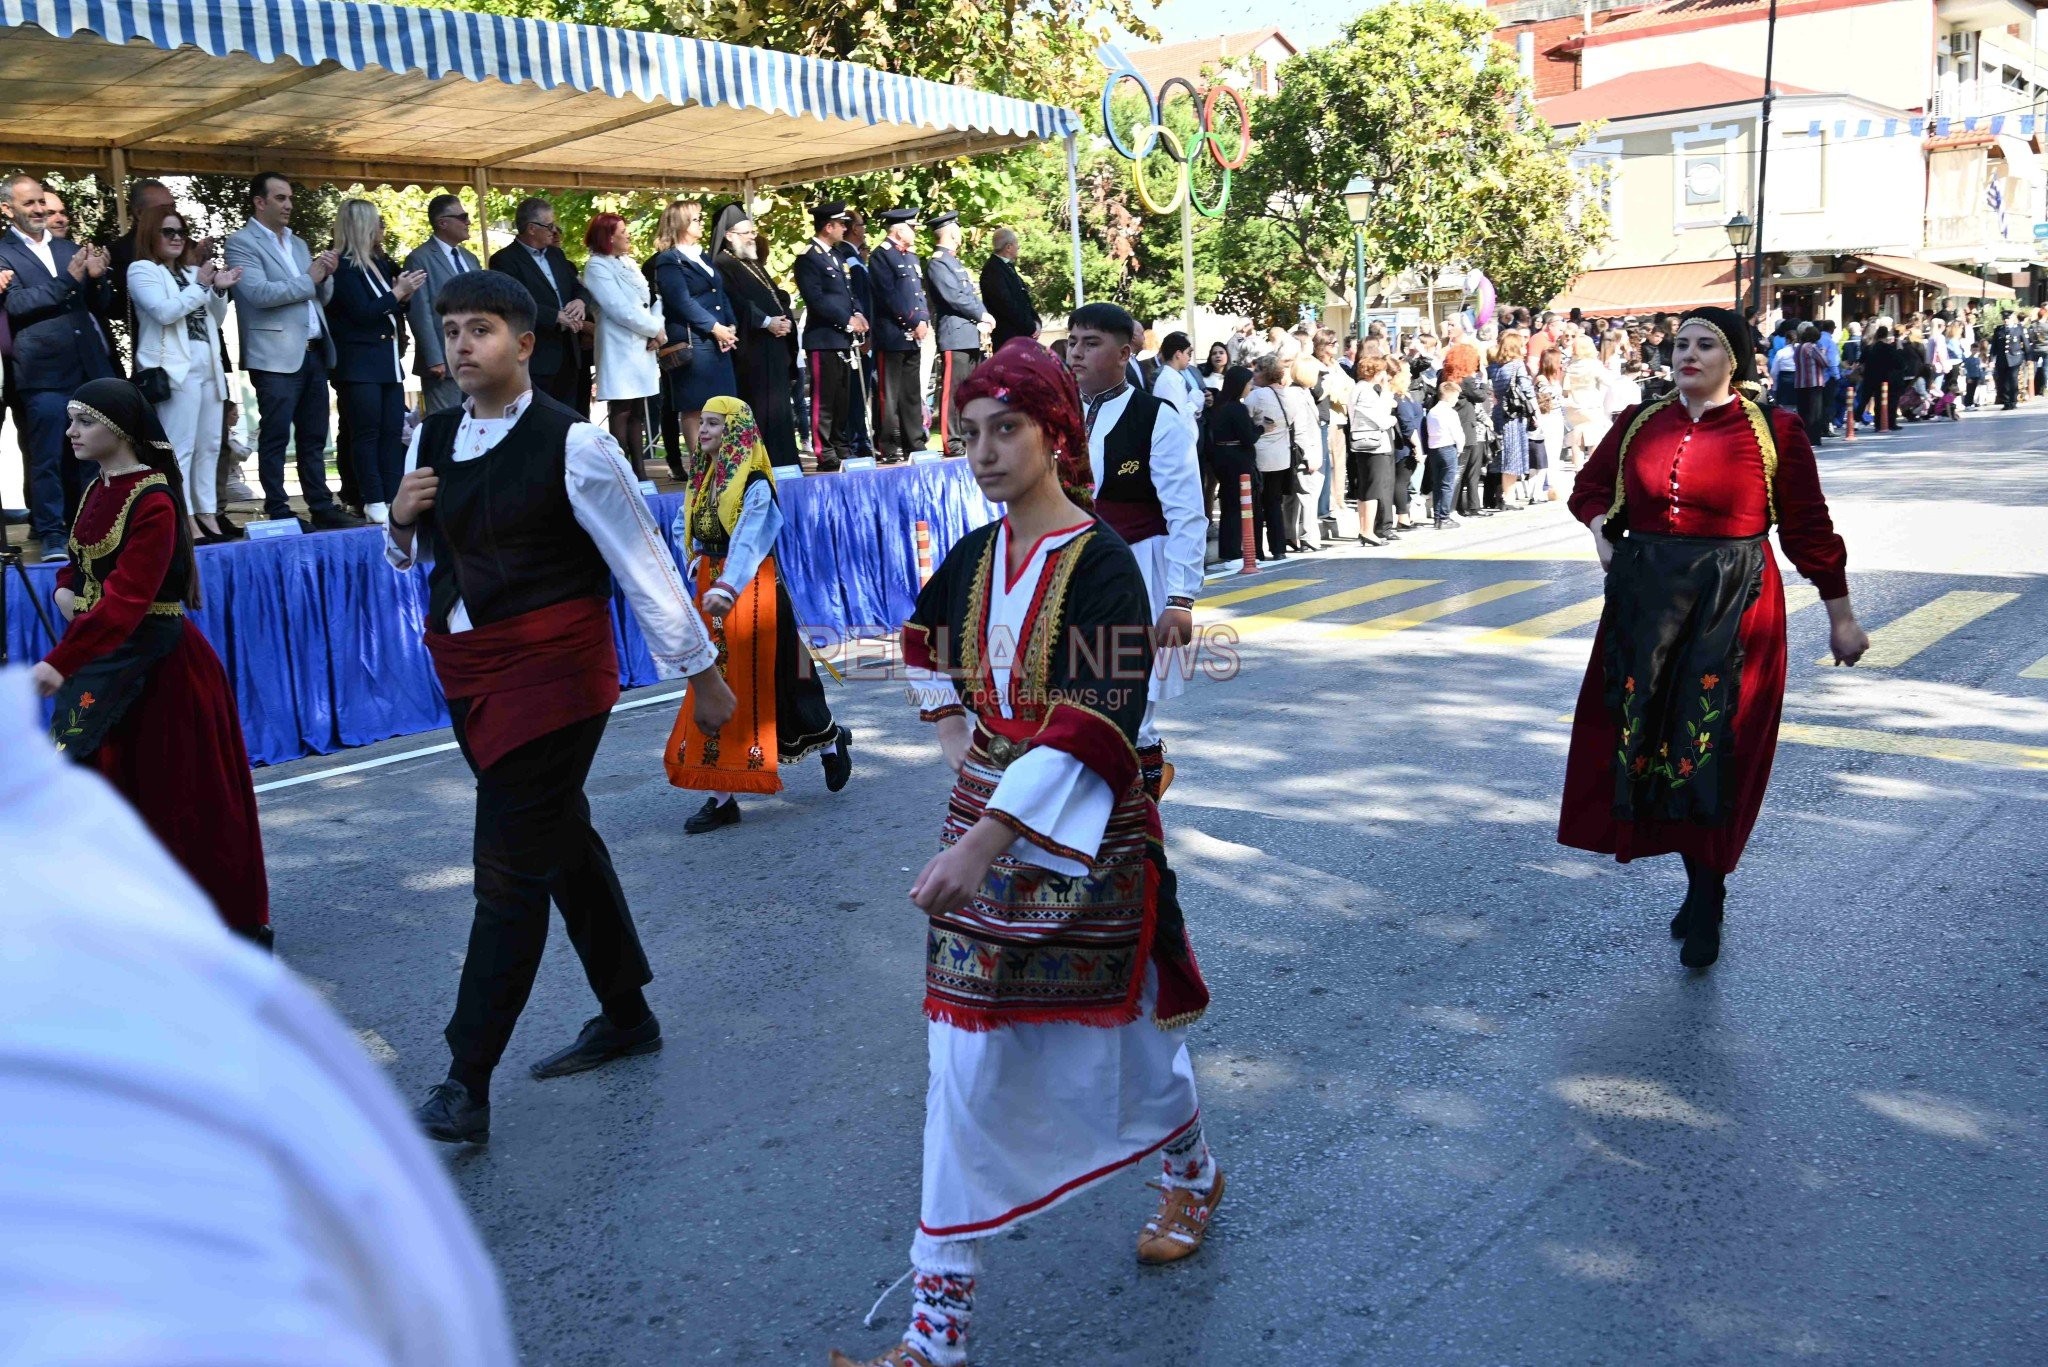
[263,408,2047,1364]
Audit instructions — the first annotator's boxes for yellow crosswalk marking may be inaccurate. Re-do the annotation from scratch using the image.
[1820,590,2019,668]
[1474,593,1605,645]
[1783,582,1822,616]
[2021,654,2048,680]
[1778,723,2048,772]
[1335,580,1548,640]
[1199,578,1322,611]
[1224,580,1440,636]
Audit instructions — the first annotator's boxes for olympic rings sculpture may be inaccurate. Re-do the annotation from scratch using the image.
[1097,59,1251,219]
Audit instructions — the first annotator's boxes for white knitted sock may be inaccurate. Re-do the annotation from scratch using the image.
[902,1234,981,1367]
[1160,1120,1217,1192]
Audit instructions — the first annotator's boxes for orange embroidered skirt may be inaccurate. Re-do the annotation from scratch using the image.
[664,556,785,796]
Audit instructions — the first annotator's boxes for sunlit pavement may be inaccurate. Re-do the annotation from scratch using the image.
[262,407,2047,1364]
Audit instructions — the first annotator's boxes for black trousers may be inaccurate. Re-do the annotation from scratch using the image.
[535,347,592,418]
[807,347,855,468]
[874,348,924,461]
[1258,472,1292,559]
[444,705,651,1076]
[1995,361,2019,409]
[1456,443,1487,514]
[1212,446,1258,562]
[337,380,406,506]
[251,349,338,518]
[937,348,982,453]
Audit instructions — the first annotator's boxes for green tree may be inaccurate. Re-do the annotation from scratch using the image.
[1222,0,1606,313]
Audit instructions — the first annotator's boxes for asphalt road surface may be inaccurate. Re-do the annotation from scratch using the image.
[263,406,2047,1365]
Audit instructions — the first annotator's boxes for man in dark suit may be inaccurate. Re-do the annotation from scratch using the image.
[923,212,994,454]
[867,207,930,463]
[793,201,867,471]
[980,226,1039,350]
[487,196,592,416]
[1,173,117,558]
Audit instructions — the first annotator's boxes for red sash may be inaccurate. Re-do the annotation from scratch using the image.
[425,597,619,771]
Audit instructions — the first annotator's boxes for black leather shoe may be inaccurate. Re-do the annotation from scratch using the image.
[684,795,741,834]
[311,505,369,530]
[415,1080,490,1143]
[1669,889,1694,940]
[1680,891,1725,969]
[822,726,853,793]
[529,1013,662,1080]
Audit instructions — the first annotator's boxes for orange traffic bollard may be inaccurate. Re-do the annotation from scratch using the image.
[1879,382,1890,431]
[1843,383,1855,442]
[914,519,934,587]
[1237,473,1258,574]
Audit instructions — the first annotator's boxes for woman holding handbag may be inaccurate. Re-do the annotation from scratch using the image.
[127,203,240,544]
[648,199,739,462]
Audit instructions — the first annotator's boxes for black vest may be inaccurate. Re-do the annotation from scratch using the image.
[419,392,612,633]
[1092,387,1168,543]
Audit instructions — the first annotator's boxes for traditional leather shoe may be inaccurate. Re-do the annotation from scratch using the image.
[685,795,741,833]
[828,1345,936,1367]
[529,1013,662,1080]
[1670,887,1697,940]
[1137,1167,1225,1265]
[823,726,854,792]
[415,1079,489,1144]
[1680,891,1725,969]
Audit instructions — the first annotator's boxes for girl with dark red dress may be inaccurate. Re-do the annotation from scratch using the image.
[30,378,271,947]
[1558,308,1869,969]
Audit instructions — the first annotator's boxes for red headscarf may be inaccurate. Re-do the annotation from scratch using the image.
[953,337,1093,507]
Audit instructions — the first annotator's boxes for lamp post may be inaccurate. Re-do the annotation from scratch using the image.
[1343,175,1379,348]
[1725,211,1754,310]
[1749,0,1781,315]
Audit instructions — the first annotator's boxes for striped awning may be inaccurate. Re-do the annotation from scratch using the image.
[0,0,1080,192]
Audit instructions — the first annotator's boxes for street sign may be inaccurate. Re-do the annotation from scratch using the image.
[2033,222,2048,239]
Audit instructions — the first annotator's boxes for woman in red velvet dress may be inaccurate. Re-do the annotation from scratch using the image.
[29,378,271,947]
[1558,308,1869,969]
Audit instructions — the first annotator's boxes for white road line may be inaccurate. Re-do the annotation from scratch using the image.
[252,688,687,794]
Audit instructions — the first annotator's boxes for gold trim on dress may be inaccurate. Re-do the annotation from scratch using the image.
[1608,397,1778,528]
[71,472,169,563]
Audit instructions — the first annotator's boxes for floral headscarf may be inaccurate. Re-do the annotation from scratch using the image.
[687,394,777,544]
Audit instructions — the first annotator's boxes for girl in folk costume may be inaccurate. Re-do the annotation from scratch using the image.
[664,395,850,832]
[1559,308,1870,969]
[831,340,1221,1367]
[31,378,271,946]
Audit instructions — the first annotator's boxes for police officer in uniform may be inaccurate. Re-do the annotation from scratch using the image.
[792,201,868,470]
[833,208,876,460]
[868,207,930,463]
[923,211,995,455]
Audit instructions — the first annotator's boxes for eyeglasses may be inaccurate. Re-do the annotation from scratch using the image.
[161,227,187,239]
[438,211,471,223]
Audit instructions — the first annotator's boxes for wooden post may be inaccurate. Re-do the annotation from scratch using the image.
[110,147,131,235]
[471,166,491,259]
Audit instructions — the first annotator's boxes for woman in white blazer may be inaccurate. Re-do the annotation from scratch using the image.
[128,204,240,543]
[581,212,665,469]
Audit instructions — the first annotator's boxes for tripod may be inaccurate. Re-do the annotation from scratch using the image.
[0,544,61,667]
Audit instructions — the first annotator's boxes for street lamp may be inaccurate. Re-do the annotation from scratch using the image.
[1725,211,1753,310]
[1343,175,1379,346]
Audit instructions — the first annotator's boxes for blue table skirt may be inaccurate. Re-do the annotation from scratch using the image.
[5,459,994,767]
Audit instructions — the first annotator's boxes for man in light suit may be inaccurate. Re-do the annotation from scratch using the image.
[1,173,116,558]
[923,211,994,454]
[404,193,480,415]
[224,170,363,531]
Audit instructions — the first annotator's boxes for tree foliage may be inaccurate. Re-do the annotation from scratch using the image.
[1224,0,1607,312]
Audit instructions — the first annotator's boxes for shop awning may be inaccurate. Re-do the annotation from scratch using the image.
[1548,259,1740,316]
[1854,254,2016,300]
[0,0,1081,192]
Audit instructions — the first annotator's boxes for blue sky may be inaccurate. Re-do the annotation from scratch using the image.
[1133,0,1364,47]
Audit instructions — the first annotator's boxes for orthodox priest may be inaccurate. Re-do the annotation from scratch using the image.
[711,203,802,467]
[1559,306,1868,969]
[384,270,737,1145]
[831,339,1221,1367]
[663,395,852,833]
[1064,302,1207,798]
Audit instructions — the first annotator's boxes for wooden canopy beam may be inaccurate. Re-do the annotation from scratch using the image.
[117,61,341,146]
[483,100,688,167]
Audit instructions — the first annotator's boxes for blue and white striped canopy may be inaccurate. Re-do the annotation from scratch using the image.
[0,0,1080,191]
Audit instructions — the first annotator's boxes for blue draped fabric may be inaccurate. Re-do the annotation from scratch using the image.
[4,463,990,767]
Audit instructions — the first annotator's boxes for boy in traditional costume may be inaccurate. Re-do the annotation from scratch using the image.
[384,270,736,1144]
[830,340,1221,1367]
[663,394,851,832]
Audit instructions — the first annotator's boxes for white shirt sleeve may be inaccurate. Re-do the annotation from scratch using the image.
[985,745,1114,877]
[383,425,428,571]
[564,423,720,680]
[904,666,961,716]
[1148,403,1207,602]
[713,479,785,594]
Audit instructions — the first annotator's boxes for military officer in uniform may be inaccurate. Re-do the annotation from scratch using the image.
[868,207,930,463]
[792,201,868,471]
[834,208,876,460]
[923,211,996,455]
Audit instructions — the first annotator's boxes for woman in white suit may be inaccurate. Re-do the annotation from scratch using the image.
[581,212,665,470]
[128,203,241,543]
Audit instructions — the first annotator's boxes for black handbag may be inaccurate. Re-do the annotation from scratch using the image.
[133,366,174,404]
[657,338,694,373]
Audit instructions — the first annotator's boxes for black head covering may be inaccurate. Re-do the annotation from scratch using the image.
[1676,306,1761,397]
[67,377,201,608]
[710,201,749,258]
[69,377,176,460]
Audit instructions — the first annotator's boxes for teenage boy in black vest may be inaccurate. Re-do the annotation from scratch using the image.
[386,270,737,1145]
[1065,302,1206,798]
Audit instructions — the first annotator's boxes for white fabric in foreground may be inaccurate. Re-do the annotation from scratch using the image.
[0,668,515,1367]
